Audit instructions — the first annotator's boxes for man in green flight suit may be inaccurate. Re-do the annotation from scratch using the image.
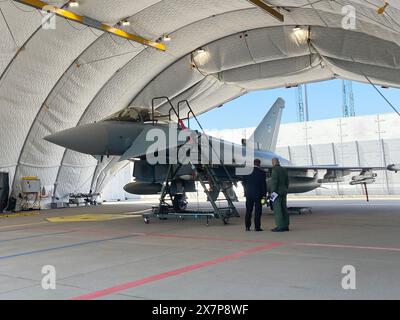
[270,157,290,232]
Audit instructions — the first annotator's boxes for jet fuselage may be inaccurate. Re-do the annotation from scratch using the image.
[45,120,320,195]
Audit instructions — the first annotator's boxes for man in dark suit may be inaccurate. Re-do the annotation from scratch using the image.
[242,159,267,231]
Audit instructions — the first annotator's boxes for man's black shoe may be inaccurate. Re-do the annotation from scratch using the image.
[283,227,290,231]
[255,228,263,232]
[246,228,250,231]
[271,227,285,232]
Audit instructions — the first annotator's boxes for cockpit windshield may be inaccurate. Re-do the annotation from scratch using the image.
[103,106,169,123]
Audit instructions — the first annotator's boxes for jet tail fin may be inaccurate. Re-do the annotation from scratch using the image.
[248,97,285,152]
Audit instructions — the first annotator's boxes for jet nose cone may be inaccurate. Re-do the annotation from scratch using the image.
[44,123,108,155]
[44,132,66,145]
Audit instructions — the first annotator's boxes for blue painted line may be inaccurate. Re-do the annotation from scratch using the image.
[0,231,76,243]
[0,234,139,260]
[0,226,46,234]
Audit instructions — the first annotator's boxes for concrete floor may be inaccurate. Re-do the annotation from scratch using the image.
[0,199,399,300]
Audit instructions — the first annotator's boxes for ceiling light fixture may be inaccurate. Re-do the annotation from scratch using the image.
[292,25,309,45]
[192,48,210,67]
[377,2,388,14]
[68,0,79,7]
[13,0,165,51]
[120,19,130,26]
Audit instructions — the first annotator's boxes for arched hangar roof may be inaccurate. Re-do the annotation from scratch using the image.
[0,0,399,199]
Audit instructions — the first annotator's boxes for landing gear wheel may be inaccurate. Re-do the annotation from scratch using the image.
[222,217,229,225]
[143,217,150,224]
[172,194,187,212]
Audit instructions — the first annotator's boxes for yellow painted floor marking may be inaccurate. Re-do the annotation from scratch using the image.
[0,221,48,230]
[121,209,153,215]
[46,212,149,223]
[0,211,41,219]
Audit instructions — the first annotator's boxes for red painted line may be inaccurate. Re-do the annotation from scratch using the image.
[70,242,284,300]
[145,233,400,253]
[144,232,272,244]
[296,242,400,252]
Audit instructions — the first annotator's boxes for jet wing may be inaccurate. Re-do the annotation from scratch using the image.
[223,163,391,185]
[278,165,387,172]
[265,165,390,185]
[220,164,387,171]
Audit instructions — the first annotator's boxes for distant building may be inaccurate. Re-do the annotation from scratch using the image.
[206,112,400,196]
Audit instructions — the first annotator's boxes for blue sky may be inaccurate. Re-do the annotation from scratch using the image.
[196,79,400,129]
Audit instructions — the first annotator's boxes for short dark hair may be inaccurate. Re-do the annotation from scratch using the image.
[254,159,261,167]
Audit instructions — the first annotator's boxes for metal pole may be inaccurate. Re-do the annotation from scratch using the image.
[355,141,361,166]
[355,140,362,196]
[376,115,388,194]
[304,84,309,122]
[309,144,314,165]
[381,139,390,194]
[332,142,340,195]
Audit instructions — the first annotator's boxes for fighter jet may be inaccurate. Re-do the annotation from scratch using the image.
[45,98,396,210]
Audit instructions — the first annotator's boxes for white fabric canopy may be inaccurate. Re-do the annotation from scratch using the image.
[0,0,399,200]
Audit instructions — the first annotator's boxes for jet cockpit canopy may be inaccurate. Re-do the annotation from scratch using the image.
[103,106,169,123]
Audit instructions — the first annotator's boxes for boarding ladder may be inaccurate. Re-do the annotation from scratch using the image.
[143,97,239,225]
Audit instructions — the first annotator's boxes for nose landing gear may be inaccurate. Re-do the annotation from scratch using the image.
[172,193,187,212]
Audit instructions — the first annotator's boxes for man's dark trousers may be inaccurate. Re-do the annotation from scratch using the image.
[245,196,262,230]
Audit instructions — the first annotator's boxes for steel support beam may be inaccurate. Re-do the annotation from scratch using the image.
[247,0,284,22]
[13,0,166,51]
